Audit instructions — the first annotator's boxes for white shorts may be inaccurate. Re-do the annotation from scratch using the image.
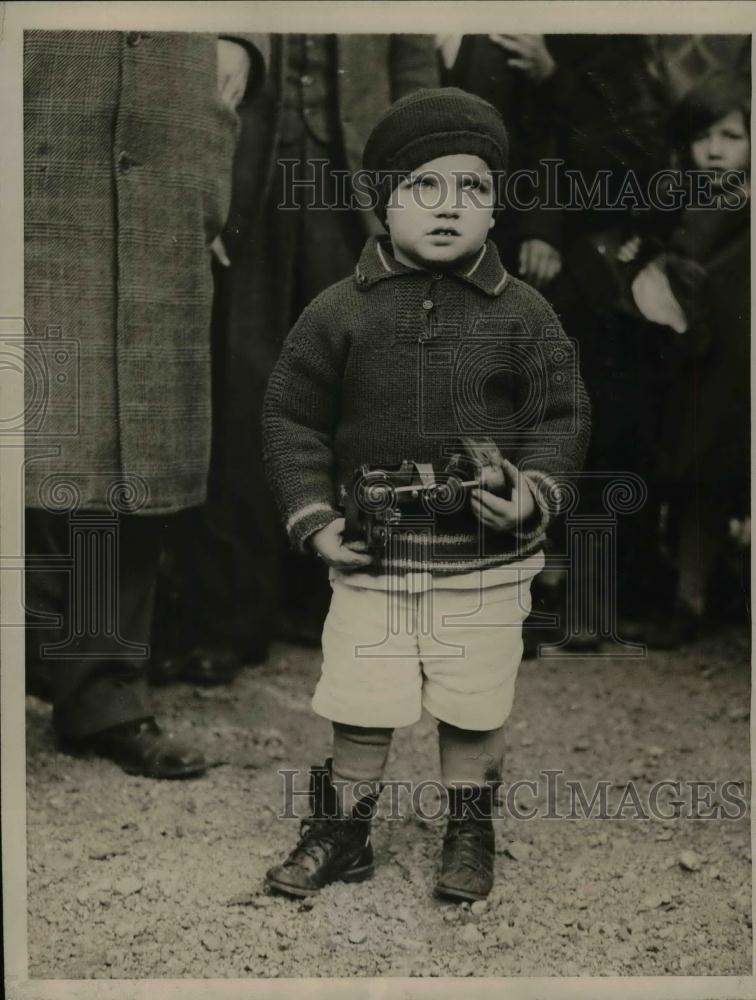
[311,554,544,731]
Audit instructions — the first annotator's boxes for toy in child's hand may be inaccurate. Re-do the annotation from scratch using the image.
[458,436,508,494]
[470,458,536,533]
[340,438,511,552]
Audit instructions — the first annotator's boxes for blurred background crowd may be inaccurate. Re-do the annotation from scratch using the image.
[24,32,750,778]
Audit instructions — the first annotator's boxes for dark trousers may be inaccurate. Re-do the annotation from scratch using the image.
[153,127,364,653]
[25,509,163,740]
[539,272,677,621]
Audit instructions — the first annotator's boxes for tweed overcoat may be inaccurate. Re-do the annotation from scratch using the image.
[24,30,269,514]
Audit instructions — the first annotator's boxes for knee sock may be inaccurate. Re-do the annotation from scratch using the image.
[331,722,393,815]
[438,719,507,788]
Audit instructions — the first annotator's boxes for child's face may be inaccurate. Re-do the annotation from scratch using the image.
[690,109,750,176]
[385,154,496,270]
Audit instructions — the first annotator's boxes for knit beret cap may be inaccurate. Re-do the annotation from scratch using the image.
[362,87,509,218]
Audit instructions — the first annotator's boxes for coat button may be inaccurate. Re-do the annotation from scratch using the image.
[300,74,313,86]
[125,31,140,46]
[431,272,443,281]
[422,299,434,310]
[118,152,133,172]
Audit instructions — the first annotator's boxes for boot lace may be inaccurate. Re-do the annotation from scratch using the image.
[285,816,352,868]
[444,815,493,876]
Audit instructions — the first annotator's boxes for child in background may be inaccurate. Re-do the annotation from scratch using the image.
[262,88,590,901]
[624,71,750,645]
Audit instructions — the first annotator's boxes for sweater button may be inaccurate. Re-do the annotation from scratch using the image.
[422,299,434,310]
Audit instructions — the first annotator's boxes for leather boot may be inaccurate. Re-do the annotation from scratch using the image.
[435,784,497,902]
[84,717,207,779]
[265,759,381,898]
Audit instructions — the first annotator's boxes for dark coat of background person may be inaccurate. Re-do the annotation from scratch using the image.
[657,205,750,496]
[649,34,752,103]
[444,34,668,539]
[151,34,440,666]
[23,30,268,750]
[445,34,670,629]
[444,35,667,270]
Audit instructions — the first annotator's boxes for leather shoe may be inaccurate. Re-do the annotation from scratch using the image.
[88,718,207,779]
[275,612,324,648]
[182,645,242,685]
[148,643,259,687]
[618,606,702,649]
[147,651,184,686]
[538,628,601,657]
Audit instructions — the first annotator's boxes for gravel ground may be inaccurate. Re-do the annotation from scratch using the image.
[26,625,751,979]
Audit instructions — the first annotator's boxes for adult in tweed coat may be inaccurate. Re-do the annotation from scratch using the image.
[150,34,440,676]
[24,29,269,775]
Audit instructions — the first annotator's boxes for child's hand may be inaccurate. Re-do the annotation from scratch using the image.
[310,518,373,569]
[470,459,536,532]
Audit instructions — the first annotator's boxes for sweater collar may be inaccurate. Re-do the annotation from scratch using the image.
[354,236,508,297]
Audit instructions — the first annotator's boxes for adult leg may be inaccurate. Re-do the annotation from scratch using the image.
[677,485,733,619]
[26,509,153,738]
[25,508,206,777]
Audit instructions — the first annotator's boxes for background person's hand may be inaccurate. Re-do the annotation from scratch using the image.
[631,260,688,333]
[488,34,556,83]
[617,235,642,263]
[310,518,373,569]
[470,459,536,533]
[210,235,231,267]
[217,38,251,111]
[518,239,562,289]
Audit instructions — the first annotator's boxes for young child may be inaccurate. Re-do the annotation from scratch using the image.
[262,88,591,902]
[613,71,750,646]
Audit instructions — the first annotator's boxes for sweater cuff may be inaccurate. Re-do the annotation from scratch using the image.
[513,470,558,544]
[286,502,341,553]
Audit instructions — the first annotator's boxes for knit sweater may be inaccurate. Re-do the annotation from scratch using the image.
[263,236,591,575]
